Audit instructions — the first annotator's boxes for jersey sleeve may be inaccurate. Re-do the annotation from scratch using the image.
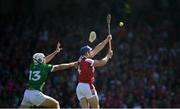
[44,64,53,72]
[85,58,94,66]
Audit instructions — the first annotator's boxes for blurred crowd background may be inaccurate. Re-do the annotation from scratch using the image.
[0,0,180,108]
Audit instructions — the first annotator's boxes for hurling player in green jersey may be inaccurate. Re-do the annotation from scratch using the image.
[20,42,77,109]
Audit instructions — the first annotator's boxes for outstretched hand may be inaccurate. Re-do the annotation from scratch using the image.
[107,34,112,41]
[56,42,63,53]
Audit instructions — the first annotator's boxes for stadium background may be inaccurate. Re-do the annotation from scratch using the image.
[0,0,180,107]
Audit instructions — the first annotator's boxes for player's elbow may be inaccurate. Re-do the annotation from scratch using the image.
[94,60,107,67]
[100,60,108,66]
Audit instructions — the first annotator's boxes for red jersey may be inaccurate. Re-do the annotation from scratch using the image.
[78,56,95,83]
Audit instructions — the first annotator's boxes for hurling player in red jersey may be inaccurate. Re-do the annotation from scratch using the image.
[76,35,113,108]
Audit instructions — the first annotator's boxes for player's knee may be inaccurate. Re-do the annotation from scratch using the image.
[42,98,60,108]
[53,100,59,107]
[80,98,88,108]
[49,100,59,108]
[88,96,99,108]
[91,102,99,107]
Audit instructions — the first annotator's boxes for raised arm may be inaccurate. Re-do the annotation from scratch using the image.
[90,35,112,58]
[44,42,62,64]
[93,50,113,67]
[52,61,77,72]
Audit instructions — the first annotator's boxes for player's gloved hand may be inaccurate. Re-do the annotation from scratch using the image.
[107,34,112,40]
[108,50,113,59]
[56,42,63,53]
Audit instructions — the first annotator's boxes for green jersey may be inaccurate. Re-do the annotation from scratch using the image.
[28,63,53,91]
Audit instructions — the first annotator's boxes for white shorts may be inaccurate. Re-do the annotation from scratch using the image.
[76,83,98,100]
[20,89,50,107]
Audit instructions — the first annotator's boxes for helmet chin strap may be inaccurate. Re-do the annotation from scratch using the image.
[33,58,43,64]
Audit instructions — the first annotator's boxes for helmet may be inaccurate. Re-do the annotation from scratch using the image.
[33,53,45,64]
[80,45,92,55]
